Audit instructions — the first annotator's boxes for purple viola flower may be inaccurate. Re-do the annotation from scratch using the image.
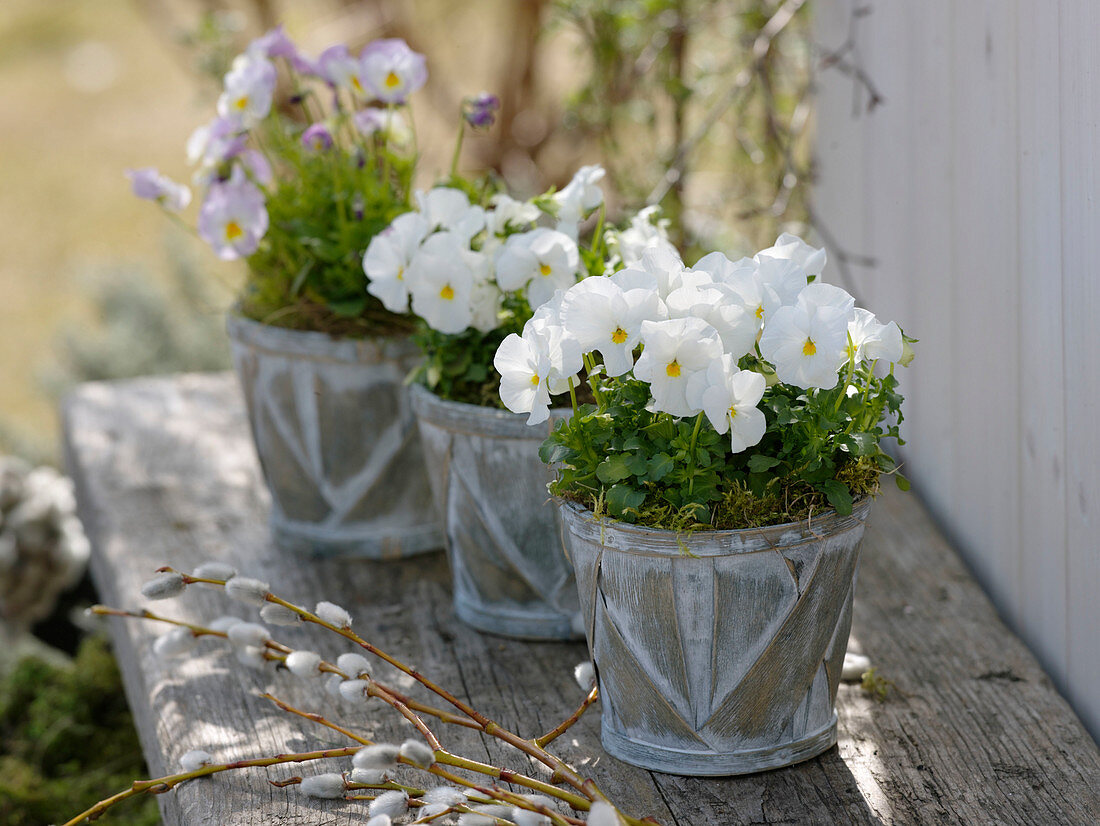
[197,167,268,260]
[360,38,427,104]
[239,149,273,186]
[353,108,410,142]
[249,25,321,77]
[319,44,368,97]
[126,168,191,211]
[463,91,500,129]
[217,53,277,128]
[302,122,334,152]
[187,116,247,176]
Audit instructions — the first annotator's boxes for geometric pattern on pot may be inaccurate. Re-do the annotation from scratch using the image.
[561,499,870,775]
[411,385,581,640]
[227,314,441,559]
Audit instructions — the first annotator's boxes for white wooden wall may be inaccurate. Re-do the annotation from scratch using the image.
[814,0,1100,740]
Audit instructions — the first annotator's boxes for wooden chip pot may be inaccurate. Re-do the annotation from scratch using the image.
[226,313,441,558]
[558,498,871,775]
[410,384,581,640]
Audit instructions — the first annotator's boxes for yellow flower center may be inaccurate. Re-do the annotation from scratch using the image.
[529,374,540,386]
[539,263,552,277]
[666,360,681,378]
[611,326,628,344]
[225,220,244,241]
[385,71,401,89]
[802,338,817,356]
[396,266,404,282]
[755,304,765,320]
[440,284,455,300]
[235,95,249,111]
[351,76,364,94]
[728,405,738,420]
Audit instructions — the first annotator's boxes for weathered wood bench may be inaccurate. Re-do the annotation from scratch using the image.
[63,373,1100,825]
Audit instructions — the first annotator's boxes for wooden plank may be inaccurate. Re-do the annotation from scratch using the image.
[1015,0,1068,689]
[62,373,1100,824]
[1059,0,1100,739]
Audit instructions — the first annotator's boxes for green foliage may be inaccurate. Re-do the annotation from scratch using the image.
[0,637,159,826]
[46,241,231,391]
[545,356,905,530]
[238,108,418,337]
[860,667,894,703]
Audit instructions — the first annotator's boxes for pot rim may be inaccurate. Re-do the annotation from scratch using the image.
[409,382,569,439]
[556,495,872,556]
[226,307,420,364]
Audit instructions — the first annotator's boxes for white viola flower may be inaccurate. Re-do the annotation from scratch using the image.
[300,773,347,799]
[849,307,904,363]
[754,254,810,306]
[485,193,540,237]
[494,330,554,425]
[560,278,660,377]
[719,265,782,335]
[553,164,606,239]
[605,205,676,271]
[757,232,827,277]
[633,317,723,418]
[796,281,856,318]
[415,188,485,243]
[665,282,758,360]
[759,302,850,390]
[179,749,213,772]
[363,212,431,313]
[686,356,767,453]
[690,251,755,286]
[527,296,584,393]
[319,44,370,98]
[285,650,323,678]
[315,600,352,628]
[636,245,691,299]
[217,53,277,128]
[495,228,581,308]
[408,232,476,334]
[360,39,427,104]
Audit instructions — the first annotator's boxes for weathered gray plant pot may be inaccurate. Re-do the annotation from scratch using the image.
[410,385,581,640]
[559,499,872,776]
[226,313,441,559]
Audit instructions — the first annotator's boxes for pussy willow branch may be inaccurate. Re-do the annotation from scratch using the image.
[59,746,359,826]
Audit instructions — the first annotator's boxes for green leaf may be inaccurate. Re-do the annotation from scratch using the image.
[646,452,674,482]
[327,297,367,317]
[748,454,781,473]
[895,473,911,492]
[821,480,854,515]
[539,440,571,464]
[848,432,877,456]
[606,484,646,517]
[597,454,634,484]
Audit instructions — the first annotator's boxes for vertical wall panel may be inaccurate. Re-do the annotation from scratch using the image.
[1016,0,1068,687]
[1059,0,1100,737]
[815,0,1099,738]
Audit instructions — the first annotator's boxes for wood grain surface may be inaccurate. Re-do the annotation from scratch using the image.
[63,373,1100,825]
